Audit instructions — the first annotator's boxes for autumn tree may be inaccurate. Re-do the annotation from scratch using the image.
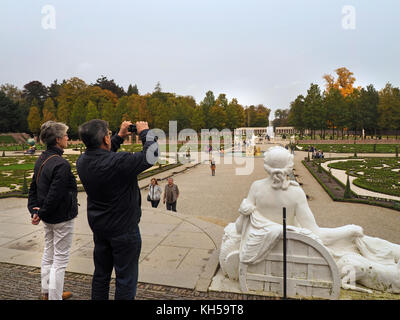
[42,98,57,123]
[56,100,70,125]
[208,97,227,130]
[126,94,149,124]
[27,101,42,135]
[190,106,205,132]
[86,100,100,122]
[69,97,87,137]
[225,98,245,130]
[323,67,356,97]
[56,78,88,127]
[174,96,196,131]
[102,101,119,132]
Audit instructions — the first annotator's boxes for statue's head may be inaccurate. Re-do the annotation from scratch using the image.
[263,146,294,189]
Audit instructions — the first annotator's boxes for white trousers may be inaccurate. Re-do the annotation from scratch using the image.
[41,219,74,300]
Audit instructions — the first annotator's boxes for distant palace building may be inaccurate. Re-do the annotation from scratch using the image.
[274,127,310,136]
[234,127,269,137]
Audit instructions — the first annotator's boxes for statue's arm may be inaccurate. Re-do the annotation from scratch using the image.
[295,188,364,245]
[293,192,321,234]
[235,181,257,233]
[238,181,257,216]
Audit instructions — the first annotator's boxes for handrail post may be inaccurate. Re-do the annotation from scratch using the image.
[283,207,287,299]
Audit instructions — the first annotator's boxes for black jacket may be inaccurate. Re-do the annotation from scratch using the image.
[76,130,158,236]
[28,146,78,224]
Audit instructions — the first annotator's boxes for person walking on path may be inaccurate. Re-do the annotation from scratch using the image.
[210,158,216,176]
[77,119,158,300]
[163,177,179,212]
[148,178,162,208]
[28,121,78,300]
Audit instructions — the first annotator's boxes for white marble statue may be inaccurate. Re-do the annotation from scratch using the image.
[220,146,400,294]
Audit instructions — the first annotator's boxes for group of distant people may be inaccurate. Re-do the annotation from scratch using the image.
[310,145,324,159]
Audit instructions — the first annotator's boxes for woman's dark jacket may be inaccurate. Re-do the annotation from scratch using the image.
[27,146,78,224]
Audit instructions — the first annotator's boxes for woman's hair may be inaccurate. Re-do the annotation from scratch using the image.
[39,121,69,147]
[151,178,158,185]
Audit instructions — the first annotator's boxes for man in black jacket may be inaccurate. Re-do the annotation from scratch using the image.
[77,119,158,300]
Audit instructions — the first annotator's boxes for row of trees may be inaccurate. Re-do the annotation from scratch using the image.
[283,67,400,139]
[0,77,270,138]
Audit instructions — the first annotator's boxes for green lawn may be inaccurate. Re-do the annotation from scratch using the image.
[0,163,34,171]
[328,157,400,197]
[0,144,45,151]
[0,136,16,144]
[298,144,399,154]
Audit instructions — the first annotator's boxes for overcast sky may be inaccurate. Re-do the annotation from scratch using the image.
[0,0,399,117]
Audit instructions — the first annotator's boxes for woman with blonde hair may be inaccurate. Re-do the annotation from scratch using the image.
[28,121,78,300]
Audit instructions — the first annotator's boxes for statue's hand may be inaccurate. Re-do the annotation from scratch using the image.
[238,198,255,216]
[349,225,364,238]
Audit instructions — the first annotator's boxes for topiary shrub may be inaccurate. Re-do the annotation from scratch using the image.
[344,174,352,199]
[22,171,29,194]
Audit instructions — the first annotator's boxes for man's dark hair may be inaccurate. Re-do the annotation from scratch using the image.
[79,119,109,149]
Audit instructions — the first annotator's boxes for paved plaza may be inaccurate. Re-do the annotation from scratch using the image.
[0,144,400,299]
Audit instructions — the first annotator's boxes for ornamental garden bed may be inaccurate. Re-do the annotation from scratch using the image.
[298,143,399,154]
[302,158,400,212]
[327,157,400,197]
[0,154,181,198]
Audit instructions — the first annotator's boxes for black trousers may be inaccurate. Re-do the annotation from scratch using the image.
[91,225,141,300]
[151,199,160,208]
[166,201,177,212]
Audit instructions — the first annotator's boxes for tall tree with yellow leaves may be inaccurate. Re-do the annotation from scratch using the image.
[27,101,42,135]
[323,67,356,97]
[42,98,57,123]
